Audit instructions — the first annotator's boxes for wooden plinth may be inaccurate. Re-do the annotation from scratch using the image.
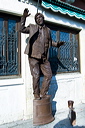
[33,95,54,125]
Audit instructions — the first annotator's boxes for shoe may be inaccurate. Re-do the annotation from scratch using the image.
[34,94,40,100]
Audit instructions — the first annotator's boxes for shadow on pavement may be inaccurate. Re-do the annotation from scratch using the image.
[48,76,58,116]
[53,118,85,128]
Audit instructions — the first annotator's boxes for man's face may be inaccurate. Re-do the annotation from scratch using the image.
[35,14,44,25]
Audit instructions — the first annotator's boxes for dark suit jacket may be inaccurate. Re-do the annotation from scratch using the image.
[20,16,52,57]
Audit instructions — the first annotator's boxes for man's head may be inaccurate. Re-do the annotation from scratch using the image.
[35,13,44,25]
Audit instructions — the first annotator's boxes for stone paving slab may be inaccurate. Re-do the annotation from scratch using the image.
[0,103,85,128]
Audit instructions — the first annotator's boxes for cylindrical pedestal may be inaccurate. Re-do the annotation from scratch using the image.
[33,95,54,125]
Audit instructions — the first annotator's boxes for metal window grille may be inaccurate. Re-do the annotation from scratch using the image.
[49,29,80,74]
[0,18,19,76]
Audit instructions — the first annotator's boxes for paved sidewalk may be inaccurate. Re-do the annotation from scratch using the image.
[0,103,85,128]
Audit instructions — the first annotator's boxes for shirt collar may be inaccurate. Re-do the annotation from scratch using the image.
[38,24,46,29]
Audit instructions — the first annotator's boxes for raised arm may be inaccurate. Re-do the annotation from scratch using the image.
[49,30,65,48]
[20,8,31,33]
[52,40,65,48]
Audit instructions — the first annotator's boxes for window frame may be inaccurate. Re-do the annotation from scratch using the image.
[45,21,80,74]
[0,12,21,78]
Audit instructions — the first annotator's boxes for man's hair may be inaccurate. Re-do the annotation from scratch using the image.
[35,13,44,23]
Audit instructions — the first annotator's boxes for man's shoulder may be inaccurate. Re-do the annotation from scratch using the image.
[45,25,50,31]
[29,24,38,29]
[44,25,51,34]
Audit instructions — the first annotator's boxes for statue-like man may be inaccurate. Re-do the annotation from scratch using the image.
[20,9,64,100]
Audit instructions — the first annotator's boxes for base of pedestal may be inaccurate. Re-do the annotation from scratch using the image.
[33,95,54,125]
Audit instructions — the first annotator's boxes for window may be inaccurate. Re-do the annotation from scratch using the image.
[46,22,80,74]
[0,13,21,77]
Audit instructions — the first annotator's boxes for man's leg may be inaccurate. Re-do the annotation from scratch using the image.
[29,58,40,99]
[40,60,52,97]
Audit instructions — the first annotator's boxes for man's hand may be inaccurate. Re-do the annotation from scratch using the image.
[23,8,31,17]
[57,41,65,48]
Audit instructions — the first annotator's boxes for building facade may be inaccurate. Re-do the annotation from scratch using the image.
[0,0,85,125]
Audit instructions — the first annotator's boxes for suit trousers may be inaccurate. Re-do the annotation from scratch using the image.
[28,57,52,96]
